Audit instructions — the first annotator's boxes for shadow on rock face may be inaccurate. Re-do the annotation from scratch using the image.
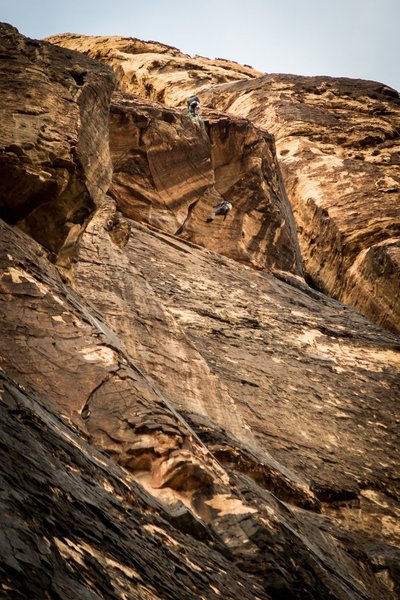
[0,23,115,257]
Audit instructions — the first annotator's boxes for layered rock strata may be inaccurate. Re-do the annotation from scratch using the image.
[108,91,303,273]
[0,23,399,600]
[68,198,400,546]
[0,24,115,255]
[202,75,400,332]
[2,215,399,599]
[46,33,262,105]
[48,33,400,332]
[1,373,272,600]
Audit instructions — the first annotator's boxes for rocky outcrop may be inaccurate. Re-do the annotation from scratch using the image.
[2,214,400,599]
[45,33,262,105]
[48,33,400,332]
[1,372,273,600]
[108,91,302,273]
[1,24,400,599]
[201,75,400,332]
[71,195,400,540]
[0,23,115,255]
[108,91,212,233]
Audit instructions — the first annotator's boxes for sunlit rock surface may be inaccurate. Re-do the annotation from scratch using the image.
[2,213,399,599]
[0,24,399,599]
[108,91,302,273]
[45,33,262,105]
[49,32,400,332]
[201,75,400,333]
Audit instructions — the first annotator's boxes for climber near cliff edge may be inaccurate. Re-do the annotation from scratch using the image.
[187,94,205,128]
[186,95,231,223]
[187,95,200,115]
[206,199,233,223]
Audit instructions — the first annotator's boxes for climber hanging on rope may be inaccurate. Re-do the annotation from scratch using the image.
[187,94,205,128]
[206,199,233,223]
[187,95,200,116]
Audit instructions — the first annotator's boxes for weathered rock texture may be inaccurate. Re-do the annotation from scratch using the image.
[47,33,400,332]
[4,371,292,600]
[108,91,302,273]
[2,213,399,600]
[68,197,400,540]
[202,76,400,333]
[45,33,262,106]
[0,24,115,255]
[0,24,400,600]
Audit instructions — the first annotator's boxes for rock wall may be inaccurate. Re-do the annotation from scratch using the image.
[108,91,302,273]
[1,24,400,599]
[45,33,262,106]
[0,24,115,255]
[48,33,400,332]
[202,75,400,333]
[2,213,399,599]
[1,373,273,600]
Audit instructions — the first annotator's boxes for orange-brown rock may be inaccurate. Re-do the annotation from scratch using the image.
[1,369,273,600]
[46,33,262,105]
[108,91,213,232]
[0,23,115,254]
[2,214,399,599]
[108,91,302,272]
[201,75,400,332]
[50,33,400,332]
[68,196,400,536]
[1,25,400,600]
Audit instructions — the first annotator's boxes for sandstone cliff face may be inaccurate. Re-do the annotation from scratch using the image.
[108,91,302,273]
[46,33,262,105]
[4,217,397,600]
[1,24,400,600]
[0,24,115,256]
[48,33,400,333]
[202,76,400,333]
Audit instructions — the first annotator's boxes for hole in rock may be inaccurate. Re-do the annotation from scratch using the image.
[304,271,325,293]
[68,70,87,87]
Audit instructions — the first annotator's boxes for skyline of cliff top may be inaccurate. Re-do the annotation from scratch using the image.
[2,0,399,91]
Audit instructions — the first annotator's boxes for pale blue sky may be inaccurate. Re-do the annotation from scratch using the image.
[1,0,399,90]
